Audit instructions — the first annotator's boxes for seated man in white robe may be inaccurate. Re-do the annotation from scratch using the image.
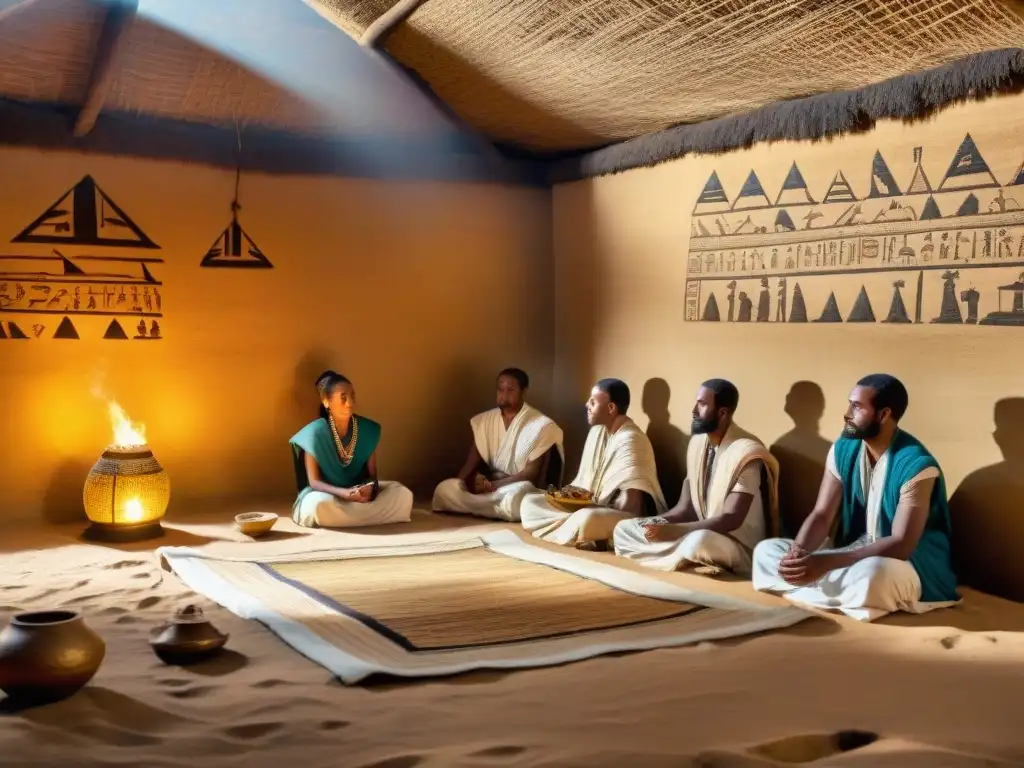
[520,378,666,548]
[614,379,779,576]
[432,368,564,521]
[752,374,960,621]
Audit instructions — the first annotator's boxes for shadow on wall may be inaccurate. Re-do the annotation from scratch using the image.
[642,378,689,508]
[770,381,832,538]
[289,348,339,419]
[950,397,1024,603]
[266,348,340,498]
[41,458,93,524]
[407,358,492,498]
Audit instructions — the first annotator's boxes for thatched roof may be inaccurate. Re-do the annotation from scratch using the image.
[308,0,1024,151]
[0,0,1022,177]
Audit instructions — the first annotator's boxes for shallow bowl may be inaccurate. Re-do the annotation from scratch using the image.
[234,512,278,537]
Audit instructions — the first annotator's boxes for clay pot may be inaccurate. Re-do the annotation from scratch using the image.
[0,610,106,704]
[150,605,228,665]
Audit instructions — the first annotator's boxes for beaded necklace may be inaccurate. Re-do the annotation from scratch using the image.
[328,414,359,466]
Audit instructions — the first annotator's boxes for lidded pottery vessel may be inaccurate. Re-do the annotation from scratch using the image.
[150,605,229,665]
[0,610,106,704]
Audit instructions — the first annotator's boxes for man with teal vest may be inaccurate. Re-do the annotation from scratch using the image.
[752,374,959,621]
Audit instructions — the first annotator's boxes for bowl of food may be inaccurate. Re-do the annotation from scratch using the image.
[234,511,278,538]
[545,485,595,511]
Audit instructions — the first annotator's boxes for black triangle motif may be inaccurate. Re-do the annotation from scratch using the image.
[11,176,158,249]
[932,273,964,324]
[956,193,979,217]
[868,151,901,198]
[201,218,273,269]
[774,210,796,231]
[815,292,843,322]
[788,283,808,322]
[847,286,876,322]
[60,256,86,275]
[883,284,912,323]
[780,162,807,191]
[774,162,817,205]
[731,170,772,209]
[695,171,729,205]
[53,316,79,339]
[920,196,942,220]
[1010,160,1024,186]
[7,321,28,339]
[103,319,130,340]
[940,133,998,190]
[0,322,6,339]
[701,293,721,321]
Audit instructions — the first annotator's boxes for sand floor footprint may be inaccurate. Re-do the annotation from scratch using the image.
[469,745,527,759]
[696,730,880,765]
[250,678,294,689]
[319,720,351,731]
[222,722,285,741]
[156,677,193,688]
[106,559,150,570]
[358,757,424,768]
[167,685,218,700]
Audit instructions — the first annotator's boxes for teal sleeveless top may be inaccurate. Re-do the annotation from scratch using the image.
[289,415,381,508]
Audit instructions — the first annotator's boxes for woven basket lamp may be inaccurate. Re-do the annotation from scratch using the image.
[82,405,170,541]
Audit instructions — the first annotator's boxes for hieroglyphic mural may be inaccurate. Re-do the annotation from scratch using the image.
[684,134,1024,327]
[0,175,164,340]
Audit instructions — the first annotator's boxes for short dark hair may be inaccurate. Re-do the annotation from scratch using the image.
[498,367,529,390]
[596,378,631,415]
[702,378,739,412]
[857,373,909,421]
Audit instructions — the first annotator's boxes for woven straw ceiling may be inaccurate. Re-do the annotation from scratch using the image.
[307,0,1024,151]
[0,0,1022,155]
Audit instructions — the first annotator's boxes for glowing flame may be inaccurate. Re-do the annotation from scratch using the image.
[109,401,147,447]
[123,498,145,523]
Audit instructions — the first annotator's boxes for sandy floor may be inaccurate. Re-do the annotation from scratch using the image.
[2,506,1023,767]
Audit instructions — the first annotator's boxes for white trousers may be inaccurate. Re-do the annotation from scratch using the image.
[294,481,414,529]
[519,494,631,546]
[613,519,753,576]
[751,537,951,622]
[431,478,537,522]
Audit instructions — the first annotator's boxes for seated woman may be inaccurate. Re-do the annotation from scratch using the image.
[289,371,413,528]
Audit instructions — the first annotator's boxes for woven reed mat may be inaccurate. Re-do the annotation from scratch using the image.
[158,530,811,683]
[266,547,697,650]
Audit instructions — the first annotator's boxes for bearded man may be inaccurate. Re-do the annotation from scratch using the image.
[752,374,959,621]
[613,379,779,576]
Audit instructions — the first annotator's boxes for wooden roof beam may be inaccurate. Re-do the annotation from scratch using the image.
[359,0,429,49]
[73,0,138,138]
